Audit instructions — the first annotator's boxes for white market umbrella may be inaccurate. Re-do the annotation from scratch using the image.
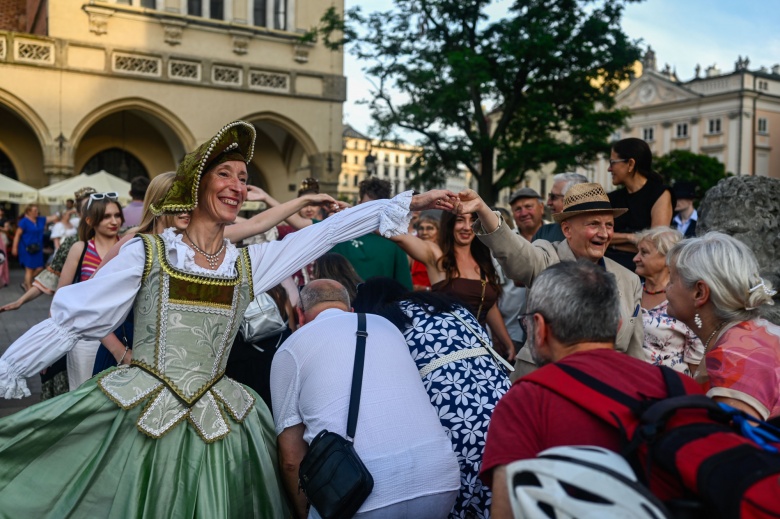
[39,171,132,206]
[0,174,39,204]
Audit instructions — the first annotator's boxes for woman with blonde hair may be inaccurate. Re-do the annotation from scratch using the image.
[0,120,453,517]
[633,226,704,374]
[666,232,779,420]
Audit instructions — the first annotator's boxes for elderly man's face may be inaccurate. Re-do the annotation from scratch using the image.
[511,197,544,235]
[561,213,614,262]
[548,180,567,213]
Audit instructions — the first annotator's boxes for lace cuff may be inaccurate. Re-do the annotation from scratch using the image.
[0,359,31,399]
[378,190,413,238]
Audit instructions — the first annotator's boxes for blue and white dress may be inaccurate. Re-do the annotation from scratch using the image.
[398,301,512,519]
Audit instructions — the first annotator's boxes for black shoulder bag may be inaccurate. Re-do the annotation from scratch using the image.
[298,313,374,519]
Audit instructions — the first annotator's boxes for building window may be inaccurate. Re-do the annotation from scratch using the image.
[253,0,267,26]
[642,127,654,142]
[210,0,224,19]
[758,118,769,134]
[758,80,769,91]
[395,155,399,163]
[675,122,688,138]
[187,0,202,15]
[342,155,347,164]
[353,156,358,164]
[140,0,156,7]
[83,148,148,182]
[274,0,287,30]
[707,118,722,134]
[353,175,358,187]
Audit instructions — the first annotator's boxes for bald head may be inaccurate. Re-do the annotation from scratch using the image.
[298,279,351,322]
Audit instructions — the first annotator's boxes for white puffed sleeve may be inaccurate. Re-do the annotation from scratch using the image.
[0,240,145,399]
[248,190,413,296]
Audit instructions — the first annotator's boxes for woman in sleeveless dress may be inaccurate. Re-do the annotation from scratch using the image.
[391,211,515,361]
[0,120,456,518]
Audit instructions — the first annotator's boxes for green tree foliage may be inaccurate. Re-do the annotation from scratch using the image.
[654,150,729,199]
[311,0,642,203]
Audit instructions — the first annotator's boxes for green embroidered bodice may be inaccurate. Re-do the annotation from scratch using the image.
[98,234,256,442]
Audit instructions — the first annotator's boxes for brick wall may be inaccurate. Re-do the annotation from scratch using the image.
[0,0,26,32]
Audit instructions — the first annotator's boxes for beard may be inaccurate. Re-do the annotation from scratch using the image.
[526,321,551,367]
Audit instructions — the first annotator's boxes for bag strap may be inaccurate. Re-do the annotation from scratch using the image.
[523,363,644,437]
[346,313,368,441]
[72,240,89,285]
[448,310,515,372]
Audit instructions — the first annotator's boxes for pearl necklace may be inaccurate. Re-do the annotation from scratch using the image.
[184,230,226,270]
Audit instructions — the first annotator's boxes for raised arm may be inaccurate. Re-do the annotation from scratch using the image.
[226,190,339,242]
[248,190,457,296]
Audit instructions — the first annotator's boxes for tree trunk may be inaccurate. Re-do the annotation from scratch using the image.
[477,149,498,206]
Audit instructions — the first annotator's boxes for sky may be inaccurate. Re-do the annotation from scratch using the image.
[342,0,780,139]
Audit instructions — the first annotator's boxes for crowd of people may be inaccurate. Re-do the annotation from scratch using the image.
[0,127,777,518]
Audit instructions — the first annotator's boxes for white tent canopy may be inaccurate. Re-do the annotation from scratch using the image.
[38,171,132,206]
[0,174,39,204]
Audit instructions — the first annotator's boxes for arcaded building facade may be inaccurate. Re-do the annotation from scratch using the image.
[0,0,345,201]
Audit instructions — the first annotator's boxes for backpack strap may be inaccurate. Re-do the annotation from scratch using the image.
[523,362,644,438]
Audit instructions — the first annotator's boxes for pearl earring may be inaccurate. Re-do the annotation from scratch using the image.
[694,313,703,329]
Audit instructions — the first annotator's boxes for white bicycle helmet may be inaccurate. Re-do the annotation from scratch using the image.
[506,445,670,519]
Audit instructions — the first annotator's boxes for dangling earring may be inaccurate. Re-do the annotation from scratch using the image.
[694,313,703,329]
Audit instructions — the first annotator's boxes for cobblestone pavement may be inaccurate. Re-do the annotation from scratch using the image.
[0,266,53,417]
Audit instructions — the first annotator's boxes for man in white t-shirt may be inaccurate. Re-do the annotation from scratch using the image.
[271,279,460,519]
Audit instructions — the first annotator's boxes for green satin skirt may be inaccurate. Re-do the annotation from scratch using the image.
[0,371,289,518]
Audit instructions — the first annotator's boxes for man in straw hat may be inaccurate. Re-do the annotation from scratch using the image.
[457,183,644,375]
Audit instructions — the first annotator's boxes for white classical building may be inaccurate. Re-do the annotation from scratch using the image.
[0,0,346,212]
[582,49,780,188]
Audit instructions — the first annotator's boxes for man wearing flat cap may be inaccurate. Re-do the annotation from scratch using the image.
[458,184,645,373]
[508,187,545,242]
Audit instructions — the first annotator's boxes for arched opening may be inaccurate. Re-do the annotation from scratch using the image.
[0,148,18,220]
[74,110,184,180]
[0,102,45,187]
[82,148,148,181]
[242,114,320,201]
[0,149,16,180]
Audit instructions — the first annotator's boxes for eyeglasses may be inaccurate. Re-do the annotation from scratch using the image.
[87,192,119,210]
[608,159,628,166]
[547,193,564,201]
[518,310,550,337]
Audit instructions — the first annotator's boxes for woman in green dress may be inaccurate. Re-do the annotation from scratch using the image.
[0,121,456,518]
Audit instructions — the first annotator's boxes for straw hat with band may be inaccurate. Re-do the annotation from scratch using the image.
[552,183,627,223]
[152,121,256,216]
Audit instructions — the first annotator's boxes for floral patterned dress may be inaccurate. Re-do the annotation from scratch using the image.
[398,300,512,519]
[641,298,705,375]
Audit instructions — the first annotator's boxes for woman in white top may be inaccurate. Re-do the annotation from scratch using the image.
[0,120,455,518]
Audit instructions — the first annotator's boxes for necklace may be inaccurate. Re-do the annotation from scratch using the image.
[703,321,728,354]
[642,286,666,295]
[184,230,226,270]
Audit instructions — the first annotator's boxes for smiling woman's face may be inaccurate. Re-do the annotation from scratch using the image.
[194,160,248,225]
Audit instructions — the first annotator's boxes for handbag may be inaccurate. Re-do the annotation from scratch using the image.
[299,313,374,519]
[239,292,288,343]
[25,242,41,254]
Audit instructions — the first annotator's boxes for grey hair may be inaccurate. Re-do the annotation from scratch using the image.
[634,226,683,256]
[553,173,589,195]
[527,260,621,345]
[667,232,776,321]
[299,281,351,312]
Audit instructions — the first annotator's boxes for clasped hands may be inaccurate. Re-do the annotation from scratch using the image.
[410,189,486,214]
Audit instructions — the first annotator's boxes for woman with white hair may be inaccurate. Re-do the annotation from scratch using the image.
[666,232,779,420]
[633,226,704,375]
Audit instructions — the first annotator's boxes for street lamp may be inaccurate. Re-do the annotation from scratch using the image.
[365,152,377,176]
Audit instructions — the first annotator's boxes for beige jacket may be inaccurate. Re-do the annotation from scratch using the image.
[475,216,644,360]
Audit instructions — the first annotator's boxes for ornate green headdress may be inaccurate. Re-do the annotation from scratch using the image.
[152,121,256,215]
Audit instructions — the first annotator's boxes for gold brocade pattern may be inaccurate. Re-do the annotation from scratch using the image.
[98,235,255,442]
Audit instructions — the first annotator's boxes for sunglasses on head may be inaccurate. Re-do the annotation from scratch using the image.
[87,192,119,210]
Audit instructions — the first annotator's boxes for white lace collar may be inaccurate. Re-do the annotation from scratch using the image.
[159,227,240,277]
